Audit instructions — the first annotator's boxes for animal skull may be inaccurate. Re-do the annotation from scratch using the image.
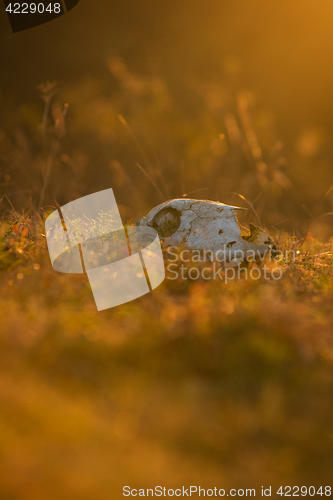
[136,198,277,265]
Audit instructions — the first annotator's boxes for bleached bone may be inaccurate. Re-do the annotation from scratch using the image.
[136,198,277,264]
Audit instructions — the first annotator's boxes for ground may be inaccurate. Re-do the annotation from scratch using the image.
[1,215,333,499]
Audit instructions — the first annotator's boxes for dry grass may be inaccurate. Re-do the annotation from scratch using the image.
[2,61,333,499]
[1,215,333,499]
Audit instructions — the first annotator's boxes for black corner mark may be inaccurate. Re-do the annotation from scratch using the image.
[64,0,79,11]
[3,0,80,33]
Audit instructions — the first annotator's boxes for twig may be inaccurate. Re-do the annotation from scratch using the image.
[148,137,169,199]
[4,195,15,211]
[135,162,165,201]
[118,115,151,172]
[300,212,333,246]
[38,103,68,209]
[221,191,262,227]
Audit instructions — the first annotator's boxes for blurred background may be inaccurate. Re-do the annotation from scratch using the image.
[2,0,333,233]
[2,2,333,499]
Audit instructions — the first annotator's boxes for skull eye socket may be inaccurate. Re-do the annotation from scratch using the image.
[153,208,181,238]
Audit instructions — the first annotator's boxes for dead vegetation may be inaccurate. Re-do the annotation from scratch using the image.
[1,61,333,498]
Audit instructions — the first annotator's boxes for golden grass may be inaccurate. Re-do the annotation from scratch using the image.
[1,216,333,498]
